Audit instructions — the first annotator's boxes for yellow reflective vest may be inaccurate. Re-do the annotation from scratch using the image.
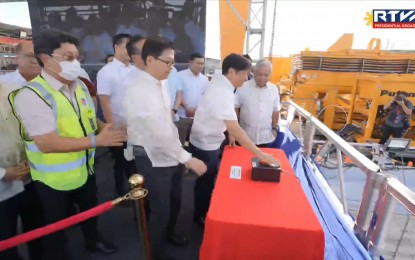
[8,75,97,191]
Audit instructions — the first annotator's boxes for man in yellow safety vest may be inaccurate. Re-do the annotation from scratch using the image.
[9,29,126,260]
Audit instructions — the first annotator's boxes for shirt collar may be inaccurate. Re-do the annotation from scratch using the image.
[13,69,27,85]
[249,79,269,89]
[142,71,162,87]
[113,58,130,68]
[187,68,200,77]
[213,74,235,93]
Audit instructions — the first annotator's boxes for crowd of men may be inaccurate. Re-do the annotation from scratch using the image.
[0,29,286,260]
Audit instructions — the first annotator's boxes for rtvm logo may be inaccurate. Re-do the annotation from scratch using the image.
[372,10,415,28]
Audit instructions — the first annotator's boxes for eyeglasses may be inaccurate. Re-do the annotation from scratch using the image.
[156,57,175,68]
[51,53,83,62]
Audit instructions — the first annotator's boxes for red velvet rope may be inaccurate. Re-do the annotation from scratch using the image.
[0,201,114,252]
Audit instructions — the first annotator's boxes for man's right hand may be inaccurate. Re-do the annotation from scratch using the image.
[96,124,127,147]
[185,108,196,118]
[258,152,280,167]
[228,135,236,146]
[185,158,207,176]
[3,165,30,182]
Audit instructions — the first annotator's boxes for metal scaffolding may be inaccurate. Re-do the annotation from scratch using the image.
[225,0,268,60]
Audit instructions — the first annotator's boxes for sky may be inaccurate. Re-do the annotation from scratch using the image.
[0,1,414,59]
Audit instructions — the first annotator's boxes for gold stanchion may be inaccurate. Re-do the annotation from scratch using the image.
[129,174,151,260]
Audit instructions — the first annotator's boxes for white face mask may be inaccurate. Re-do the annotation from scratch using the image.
[56,60,81,81]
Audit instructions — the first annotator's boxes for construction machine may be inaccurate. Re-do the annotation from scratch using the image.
[285,34,415,145]
[219,2,415,146]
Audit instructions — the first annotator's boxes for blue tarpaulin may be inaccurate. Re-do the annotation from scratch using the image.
[271,129,371,260]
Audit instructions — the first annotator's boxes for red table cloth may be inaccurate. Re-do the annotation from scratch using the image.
[200,146,325,260]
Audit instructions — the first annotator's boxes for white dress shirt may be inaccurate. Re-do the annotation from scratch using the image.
[0,69,27,86]
[190,74,237,151]
[124,71,191,167]
[0,81,26,201]
[177,68,208,119]
[97,58,133,126]
[14,71,79,137]
[165,67,183,122]
[235,79,281,145]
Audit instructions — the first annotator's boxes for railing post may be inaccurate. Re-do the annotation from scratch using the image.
[303,119,316,158]
[129,174,151,260]
[354,170,383,242]
[315,140,331,159]
[366,178,397,258]
[336,148,348,214]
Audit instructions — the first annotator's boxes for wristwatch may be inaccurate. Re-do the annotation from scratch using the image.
[172,109,178,114]
[272,126,279,132]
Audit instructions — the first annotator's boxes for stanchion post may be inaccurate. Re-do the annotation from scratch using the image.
[129,174,151,260]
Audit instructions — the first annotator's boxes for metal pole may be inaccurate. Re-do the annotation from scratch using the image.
[245,0,252,55]
[336,148,348,214]
[315,140,331,159]
[259,0,267,59]
[303,119,316,158]
[354,170,382,241]
[367,180,397,258]
[129,174,151,260]
[298,114,303,142]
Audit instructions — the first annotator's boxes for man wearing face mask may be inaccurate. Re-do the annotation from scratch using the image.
[9,29,126,260]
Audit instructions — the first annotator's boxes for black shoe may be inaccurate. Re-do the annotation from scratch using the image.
[86,239,117,254]
[168,233,189,247]
[193,216,205,228]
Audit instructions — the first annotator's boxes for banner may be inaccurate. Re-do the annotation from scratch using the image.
[27,0,206,64]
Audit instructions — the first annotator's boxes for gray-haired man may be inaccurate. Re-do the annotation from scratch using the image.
[233,59,281,147]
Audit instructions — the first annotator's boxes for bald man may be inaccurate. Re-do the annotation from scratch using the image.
[0,41,41,85]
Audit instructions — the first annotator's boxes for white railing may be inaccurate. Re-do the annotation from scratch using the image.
[283,100,415,259]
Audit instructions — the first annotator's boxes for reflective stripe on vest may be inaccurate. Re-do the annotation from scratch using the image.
[26,81,60,135]
[29,156,86,173]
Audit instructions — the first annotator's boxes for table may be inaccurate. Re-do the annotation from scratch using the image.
[200,146,325,260]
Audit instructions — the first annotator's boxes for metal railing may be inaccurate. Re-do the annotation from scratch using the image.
[283,100,415,259]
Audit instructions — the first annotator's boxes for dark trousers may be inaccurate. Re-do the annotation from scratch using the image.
[34,174,99,260]
[257,142,273,148]
[188,143,221,219]
[134,151,183,256]
[380,124,404,144]
[0,182,43,260]
[110,145,137,196]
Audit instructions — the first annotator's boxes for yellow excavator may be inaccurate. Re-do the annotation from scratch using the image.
[219,2,415,146]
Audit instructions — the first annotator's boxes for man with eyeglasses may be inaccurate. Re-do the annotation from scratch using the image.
[124,36,207,260]
[97,33,135,197]
[0,42,41,86]
[0,41,43,260]
[9,29,126,259]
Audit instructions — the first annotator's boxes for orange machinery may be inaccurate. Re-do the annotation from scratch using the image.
[286,34,415,144]
[218,3,415,144]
